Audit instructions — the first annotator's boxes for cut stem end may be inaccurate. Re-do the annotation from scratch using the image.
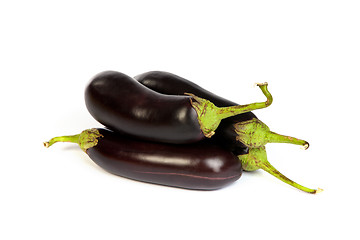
[315,188,324,194]
[302,142,310,150]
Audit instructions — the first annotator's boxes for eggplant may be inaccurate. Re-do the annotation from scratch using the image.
[85,71,272,144]
[44,128,242,190]
[134,71,322,194]
[135,71,256,154]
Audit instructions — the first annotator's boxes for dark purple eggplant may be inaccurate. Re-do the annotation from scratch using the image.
[44,128,242,190]
[135,71,267,153]
[85,71,272,144]
[134,71,322,194]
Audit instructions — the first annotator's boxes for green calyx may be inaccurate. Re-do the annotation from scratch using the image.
[234,118,309,149]
[238,147,322,194]
[186,82,273,138]
[239,146,266,171]
[44,128,103,152]
[78,129,103,152]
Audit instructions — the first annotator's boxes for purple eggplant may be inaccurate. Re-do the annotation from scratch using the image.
[135,71,259,154]
[134,71,322,194]
[85,71,272,144]
[44,128,242,190]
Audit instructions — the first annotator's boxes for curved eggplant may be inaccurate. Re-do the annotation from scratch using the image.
[134,71,263,153]
[85,71,272,144]
[44,128,242,190]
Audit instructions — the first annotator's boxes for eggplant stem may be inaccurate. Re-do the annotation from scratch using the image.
[44,129,103,152]
[238,146,322,194]
[44,134,80,148]
[261,161,321,194]
[186,83,273,138]
[267,131,310,149]
[216,82,272,119]
[234,118,309,149]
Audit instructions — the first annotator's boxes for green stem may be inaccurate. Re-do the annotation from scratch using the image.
[261,160,322,194]
[186,82,273,138]
[238,147,322,194]
[234,118,309,149]
[267,131,309,149]
[44,128,103,152]
[44,134,80,148]
[216,83,273,119]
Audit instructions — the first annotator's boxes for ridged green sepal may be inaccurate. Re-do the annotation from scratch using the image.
[78,128,103,152]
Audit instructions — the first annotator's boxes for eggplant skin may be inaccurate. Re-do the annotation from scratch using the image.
[85,71,203,144]
[135,71,256,155]
[86,129,242,190]
[135,71,238,107]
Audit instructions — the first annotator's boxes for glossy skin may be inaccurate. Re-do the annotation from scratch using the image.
[85,71,204,144]
[135,71,256,155]
[87,129,242,190]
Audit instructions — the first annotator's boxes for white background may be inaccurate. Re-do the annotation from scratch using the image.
[1,1,359,239]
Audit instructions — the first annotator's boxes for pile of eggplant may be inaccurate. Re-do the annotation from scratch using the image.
[44,71,322,193]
